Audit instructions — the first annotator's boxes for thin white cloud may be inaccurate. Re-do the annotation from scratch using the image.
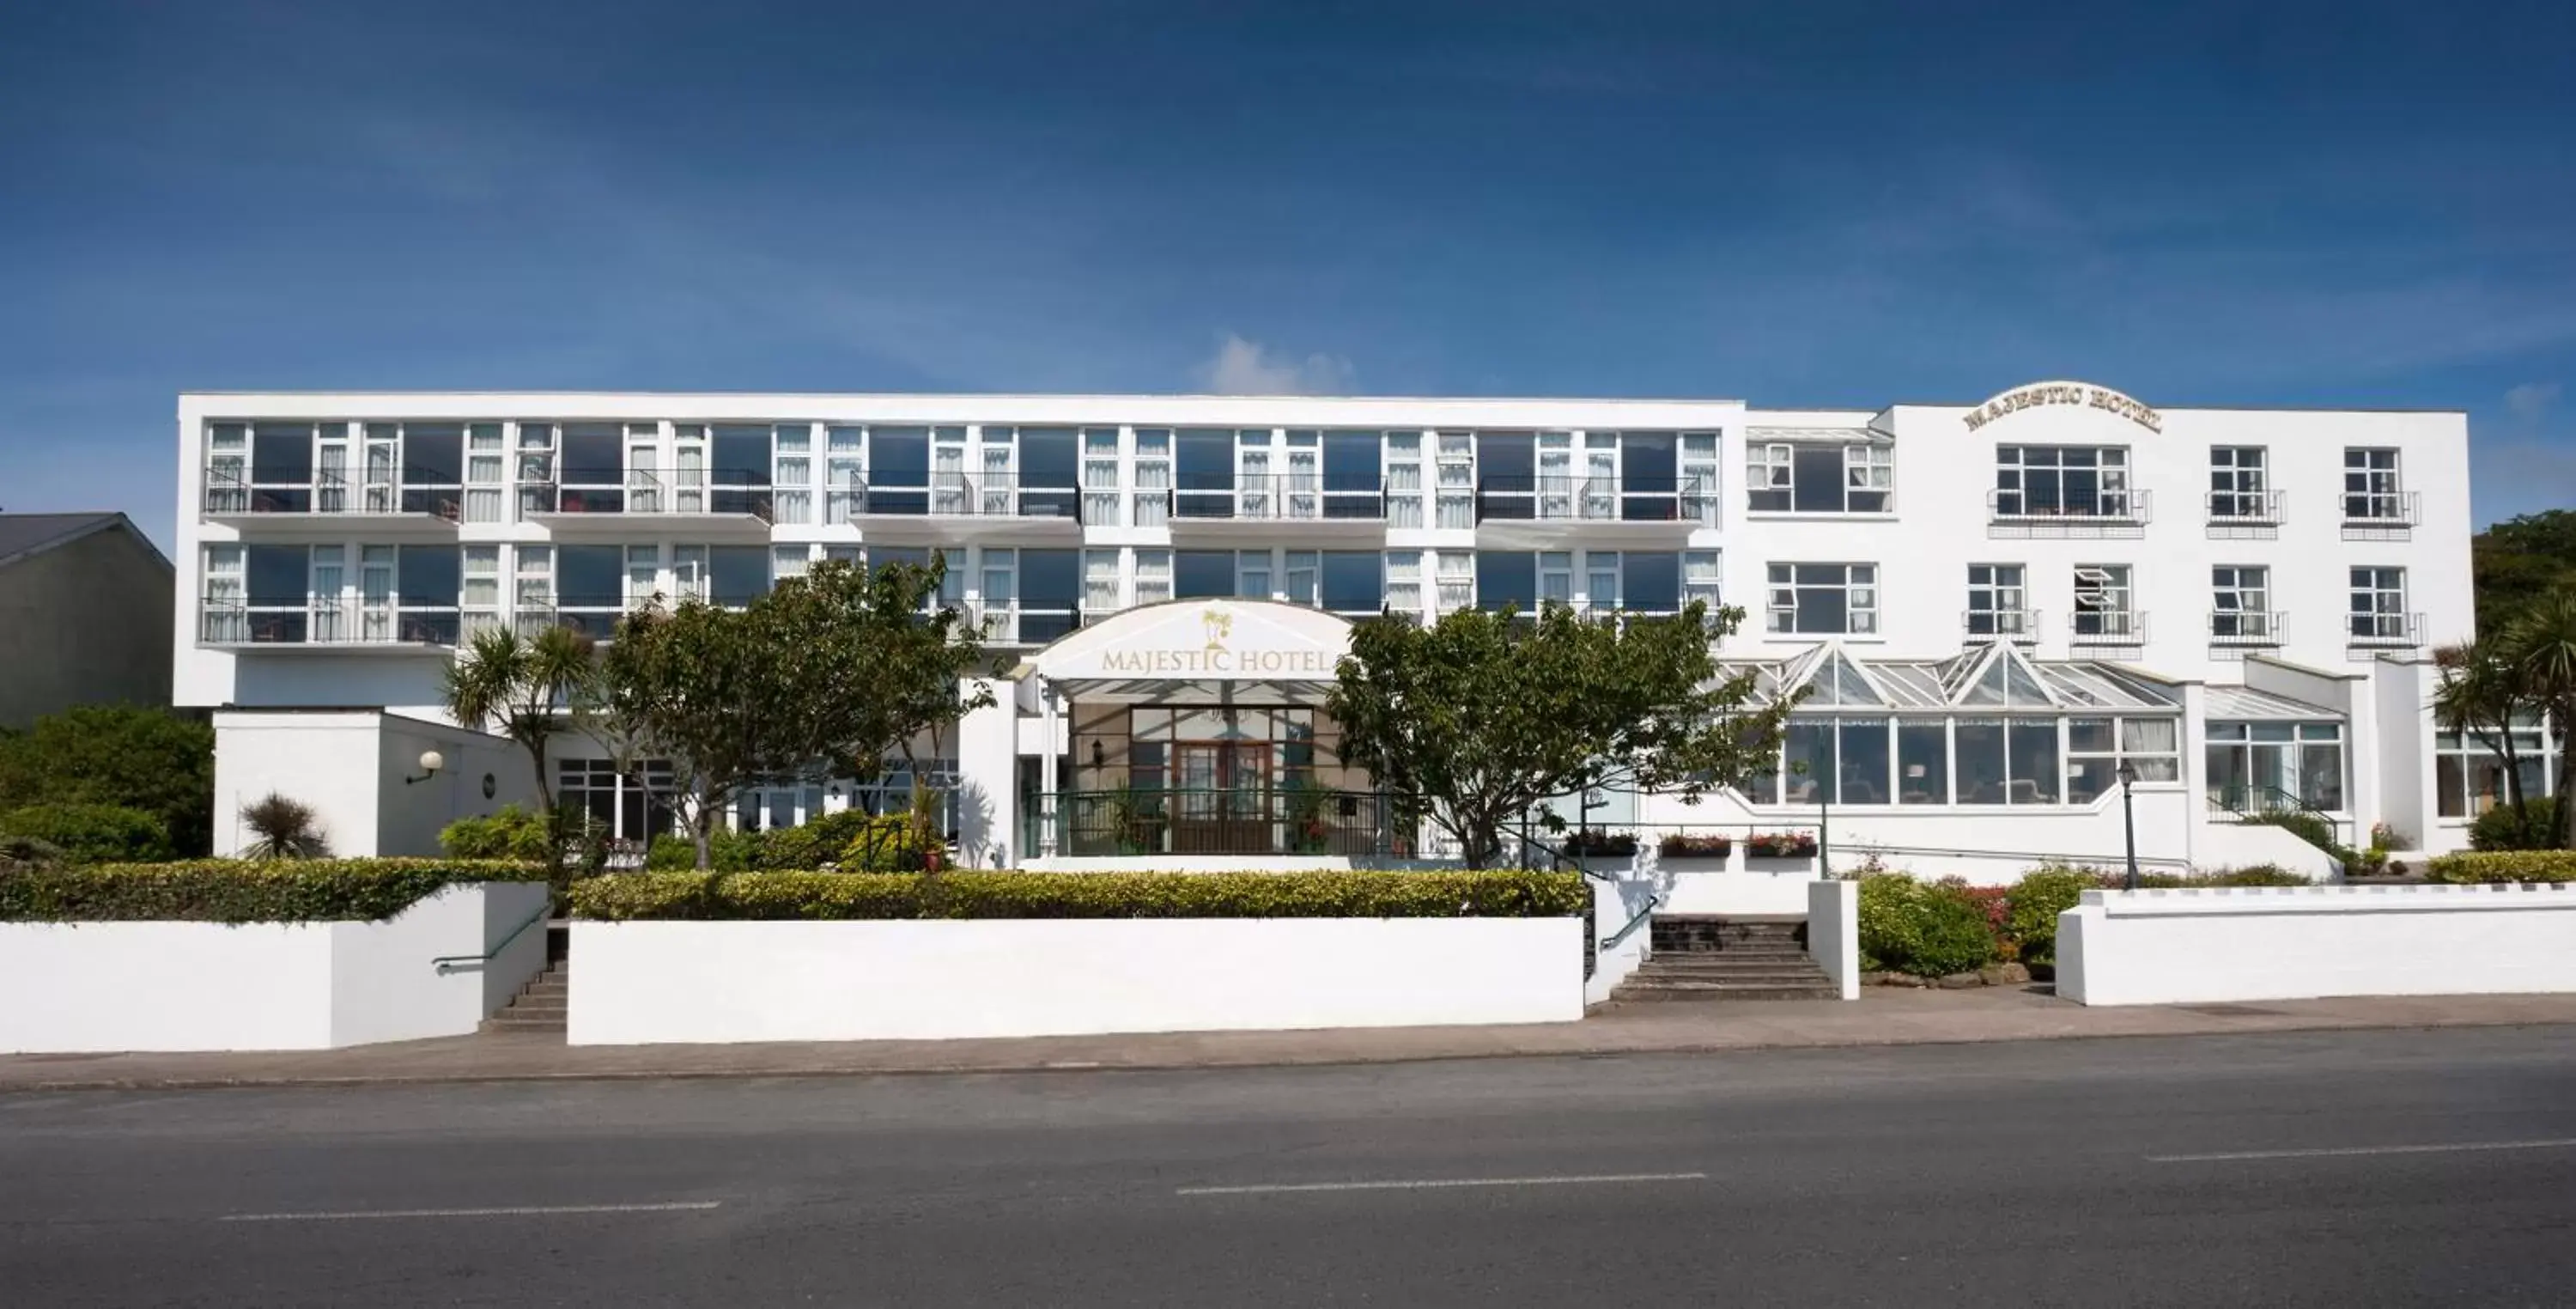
[1195,332,1356,395]
[2506,381,2561,422]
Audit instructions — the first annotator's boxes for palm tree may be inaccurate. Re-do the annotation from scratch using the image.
[2502,588,2576,849]
[440,624,596,833]
[2433,637,2532,831]
[239,793,330,860]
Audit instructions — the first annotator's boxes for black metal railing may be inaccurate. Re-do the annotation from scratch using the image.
[818,472,1083,522]
[523,466,775,519]
[1033,788,1388,858]
[199,597,460,648]
[2342,490,2419,527]
[2207,784,2353,846]
[2208,610,2285,645]
[1473,475,1712,525]
[1962,607,2040,642]
[1988,486,2152,523]
[203,465,464,519]
[2207,488,2282,525]
[1170,472,1387,522]
[2348,612,2424,648]
[2070,609,2148,643]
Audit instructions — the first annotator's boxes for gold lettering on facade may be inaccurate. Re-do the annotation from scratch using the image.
[1960,381,2160,434]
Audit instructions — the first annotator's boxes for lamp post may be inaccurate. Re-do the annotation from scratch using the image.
[2117,759,2140,891]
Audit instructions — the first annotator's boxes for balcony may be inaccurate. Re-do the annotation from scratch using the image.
[200,466,463,539]
[2342,490,2420,540]
[2206,489,2283,539]
[1987,487,2151,539]
[513,600,628,642]
[820,473,1084,545]
[2347,611,2425,653]
[2069,609,2149,649]
[198,598,460,652]
[1473,475,1715,546]
[971,602,1082,647]
[1962,608,2040,644]
[1169,474,1387,539]
[523,467,776,539]
[2208,610,2285,648]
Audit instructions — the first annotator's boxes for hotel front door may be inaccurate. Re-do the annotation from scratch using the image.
[1173,741,1270,853]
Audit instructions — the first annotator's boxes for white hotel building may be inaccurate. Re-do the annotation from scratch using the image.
[174,384,2507,880]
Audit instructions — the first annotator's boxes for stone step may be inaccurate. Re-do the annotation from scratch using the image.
[479,1014,568,1032]
[518,982,569,1000]
[501,998,568,1014]
[1635,965,1830,983]
[1648,945,1813,959]
[1614,981,1841,1002]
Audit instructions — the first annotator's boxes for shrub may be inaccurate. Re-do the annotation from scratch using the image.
[2131,865,2311,888]
[2424,850,2576,884]
[1856,874,1999,977]
[440,805,556,862]
[571,869,1590,922]
[2006,866,2099,966]
[0,705,216,856]
[0,803,173,863]
[0,858,542,922]
[0,834,66,870]
[239,793,330,860]
[838,813,945,871]
[1657,832,1735,859]
[2470,798,2559,852]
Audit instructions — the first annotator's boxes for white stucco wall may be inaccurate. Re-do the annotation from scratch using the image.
[1807,878,1861,1000]
[1585,874,1659,1005]
[2056,884,2576,1007]
[0,882,548,1052]
[569,916,1584,1044]
[213,709,536,859]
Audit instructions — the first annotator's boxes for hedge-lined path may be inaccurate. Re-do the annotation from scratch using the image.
[8,989,2576,1092]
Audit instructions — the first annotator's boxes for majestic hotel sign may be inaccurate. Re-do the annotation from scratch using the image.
[1051,601,1348,680]
[1961,381,2162,434]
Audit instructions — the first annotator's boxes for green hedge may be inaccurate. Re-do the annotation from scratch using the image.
[571,869,1589,922]
[0,803,173,864]
[2424,850,2576,884]
[0,859,544,923]
[2470,798,2560,852]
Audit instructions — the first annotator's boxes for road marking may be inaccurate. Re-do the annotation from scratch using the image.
[1178,1172,1708,1196]
[2149,1138,2576,1164]
[218,1201,722,1222]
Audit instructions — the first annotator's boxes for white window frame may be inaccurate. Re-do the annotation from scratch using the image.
[2349,566,2409,643]
[1966,563,2029,638]
[2212,564,2275,642]
[2344,447,2403,521]
[1766,563,1879,636]
[1995,445,2134,519]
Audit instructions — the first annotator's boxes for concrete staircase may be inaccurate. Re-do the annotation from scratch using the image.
[481,959,568,1034]
[1610,916,1839,1002]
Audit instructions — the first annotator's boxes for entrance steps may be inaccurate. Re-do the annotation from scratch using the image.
[1612,916,1839,1002]
[482,960,568,1034]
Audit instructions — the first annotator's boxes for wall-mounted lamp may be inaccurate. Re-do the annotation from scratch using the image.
[404,749,445,786]
[1090,740,1108,771]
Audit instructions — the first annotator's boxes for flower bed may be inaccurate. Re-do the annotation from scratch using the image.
[1656,833,1735,860]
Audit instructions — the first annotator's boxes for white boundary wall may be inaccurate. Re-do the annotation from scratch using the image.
[1587,875,1657,1005]
[2057,884,2576,1007]
[571,917,1584,1044]
[0,882,549,1052]
[1807,879,1862,1000]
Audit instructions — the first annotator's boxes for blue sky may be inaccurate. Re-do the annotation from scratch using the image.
[3,0,2572,553]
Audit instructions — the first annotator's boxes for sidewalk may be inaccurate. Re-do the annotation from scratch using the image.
[9,989,2576,1092]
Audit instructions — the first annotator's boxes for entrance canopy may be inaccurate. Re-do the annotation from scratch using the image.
[1012,599,1355,706]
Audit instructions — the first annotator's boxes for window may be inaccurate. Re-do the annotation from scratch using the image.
[394,545,461,645]
[671,545,708,603]
[1084,549,1121,614]
[1175,550,1232,600]
[1436,551,1473,612]
[1134,550,1172,606]
[1385,551,1423,618]
[625,545,660,610]
[1897,721,1947,805]
[1477,551,1536,611]
[1235,549,1272,601]
[1747,441,1892,514]
[1624,551,1681,615]
[1385,431,1425,529]
[2066,717,2182,802]
[825,426,865,522]
[771,545,811,585]
[1082,428,1122,526]
[1133,428,1171,527]
[2435,721,2554,819]
[2209,447,2269,520]
[1540,551,1574,608]
[2350,567,2409,643]
[1320,551,1382,618]
[1766,563,1878,635]
[560,758,677,843]
[708,545,769,608]
[464,423,507,523]
[2073,565,2137,641]
[200,545,246,642]
[2344,448,2403,521]
[771,424,811,524]
[204,423,250,512]
[1680,432,1722,523]
[2211,565,2275,642]
[1965,564,2029,638]
[514,545,553,635]
[1683,551,1721,609]
[1995,446,2133,518]
[1436,433,1475,529]
[1577,551,1610,610]
[1285,551,1320,606]
[2207,722,2344,811]
[1946,719,2062,805]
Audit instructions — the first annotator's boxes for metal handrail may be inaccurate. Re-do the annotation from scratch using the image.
[2207,784,2353,846]
[1601,894,1663,950]
[430,899,552,975]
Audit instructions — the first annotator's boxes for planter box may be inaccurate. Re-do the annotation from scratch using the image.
[570,916,1584,1045]
[2058,884,2576,1006]
[0,882,549,1053]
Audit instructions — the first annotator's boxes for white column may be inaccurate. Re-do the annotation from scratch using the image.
[1038,678,1061,857]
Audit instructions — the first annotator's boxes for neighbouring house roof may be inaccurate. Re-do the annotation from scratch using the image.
[0,512,172,573]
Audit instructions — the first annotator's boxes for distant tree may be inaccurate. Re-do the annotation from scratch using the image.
[2501,588,2576,849]
[441,624,596,862]
[1327,602,1795,869]
[2473,509,2576,632]
[2433,636,2537,831]
[592,599,793,869]
[0,705,215,856]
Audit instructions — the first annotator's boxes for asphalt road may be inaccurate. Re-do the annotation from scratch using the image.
[7,1026,2576,1306]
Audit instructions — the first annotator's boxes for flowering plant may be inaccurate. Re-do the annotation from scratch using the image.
[1746,831,1820,859]
[1657,832,1735,859]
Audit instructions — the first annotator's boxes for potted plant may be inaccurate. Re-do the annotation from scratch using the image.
[1561,828,1638,858]
[1657,832,1735,860]
[1746,831,1820,859]
[1282,781,1332,855]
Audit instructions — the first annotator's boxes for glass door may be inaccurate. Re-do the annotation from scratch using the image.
[1236,431,1273,519]
[359,546,395,642]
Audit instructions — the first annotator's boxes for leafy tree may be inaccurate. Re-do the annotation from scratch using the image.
[1327,601,1794,869]
[2501,589,2576,849]
[440,624,597,841]
[0,705,216,855]
[762,558,997,825]
[2474,509,2576,630]
[592,598,793,869]
[239,793,330,860]
[2433,636,2536,830]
